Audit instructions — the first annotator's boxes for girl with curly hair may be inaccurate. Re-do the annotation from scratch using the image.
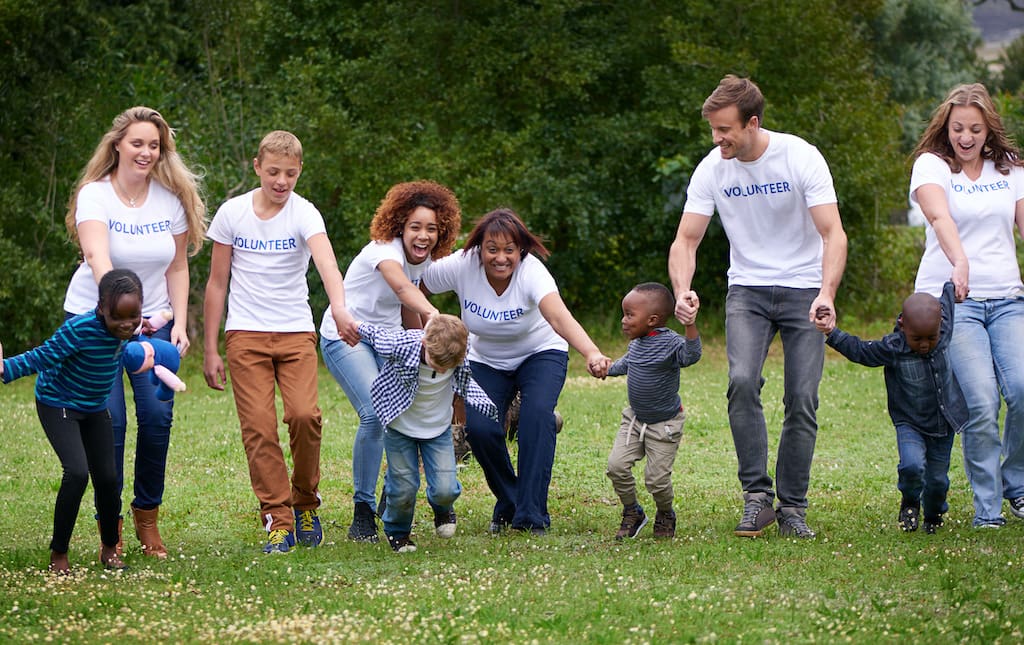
[319,180,461,543]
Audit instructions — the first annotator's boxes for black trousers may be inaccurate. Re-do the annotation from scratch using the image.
[36,401,120,553]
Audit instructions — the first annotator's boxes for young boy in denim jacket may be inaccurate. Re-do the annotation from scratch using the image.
[359,314,497,552]
[817,281,966,533]
[606,282,702,539]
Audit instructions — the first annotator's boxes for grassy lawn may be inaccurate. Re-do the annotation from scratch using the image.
[0,334,1021,643]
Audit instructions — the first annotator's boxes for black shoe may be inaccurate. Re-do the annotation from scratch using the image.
[777,507,816,539]
[899,502,920,532]
[488,518,511,535]
[923,515,943,535]
[387,534,417,553]
[348,501,380,543]
[1009,496,1024,520]
[434,508,457,538]
[734,493,775,537]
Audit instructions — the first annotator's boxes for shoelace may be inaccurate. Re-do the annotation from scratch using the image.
[268,529,289,545]
[298,510,316,532]
[781,515,813,535]
[740,501,765,525]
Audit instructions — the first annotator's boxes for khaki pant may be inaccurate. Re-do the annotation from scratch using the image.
[226,331,322,532]
[606,406,685,511]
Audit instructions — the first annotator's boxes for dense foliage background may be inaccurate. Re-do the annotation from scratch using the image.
[2,0,1023,352]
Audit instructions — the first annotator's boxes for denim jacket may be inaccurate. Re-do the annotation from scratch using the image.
[825,281,967,437]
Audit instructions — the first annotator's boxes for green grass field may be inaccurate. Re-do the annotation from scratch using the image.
[1,335,1022,644]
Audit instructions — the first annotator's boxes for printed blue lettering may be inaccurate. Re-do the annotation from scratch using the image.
[722,181,793,198]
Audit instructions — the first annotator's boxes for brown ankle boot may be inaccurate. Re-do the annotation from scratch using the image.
[97,517,124,558]
[131,505,168,559]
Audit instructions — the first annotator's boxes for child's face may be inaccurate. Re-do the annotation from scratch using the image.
[101,293,143,340]
[253,152,302,205]
[900,313,941,355]
[620,290,657,340]
[402,206,439,265]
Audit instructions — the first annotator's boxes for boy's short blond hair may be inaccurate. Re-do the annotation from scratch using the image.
[257,130,303,163]
[423,314,468,371]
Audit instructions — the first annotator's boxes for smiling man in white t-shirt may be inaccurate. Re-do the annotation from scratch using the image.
[669,75,848,540]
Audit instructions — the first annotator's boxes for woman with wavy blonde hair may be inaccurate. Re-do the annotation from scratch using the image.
[911,83,1024,529]
[319,180,461,543]
[62,106,207,559]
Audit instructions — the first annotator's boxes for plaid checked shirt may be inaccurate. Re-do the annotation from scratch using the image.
[358,323,499,429]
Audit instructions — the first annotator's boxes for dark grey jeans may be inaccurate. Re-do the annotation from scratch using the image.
[725,285,824,509]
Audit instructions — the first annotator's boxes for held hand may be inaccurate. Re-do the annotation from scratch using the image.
[332,305,361,347]
[809,297,836,333]
[171,323,190,357]
[813,305,835,334]
[203,353,227,391]
[674,290,699,326]
[586,352,611,379]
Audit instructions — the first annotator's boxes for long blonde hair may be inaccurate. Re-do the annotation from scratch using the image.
[912,83,1023,175]
[65,106,208,255]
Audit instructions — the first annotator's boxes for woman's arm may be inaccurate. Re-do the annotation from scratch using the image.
[915,183,970,300]
[538,291,611,377]
[77,220,114,282]
[164,232,191,355]
[378,259,439,319]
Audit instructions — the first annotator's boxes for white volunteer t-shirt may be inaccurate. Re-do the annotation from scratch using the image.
[912,153,1024,298]
[391,364,454,440]
[207,189,326,332]
[683,130,837,288]
[320,238,429,340]
[63,178,187,316]
[423,249,567,370]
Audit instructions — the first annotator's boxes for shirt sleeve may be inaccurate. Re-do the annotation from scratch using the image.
[75,182,110,226]
[681,153,718,217]
[909,153,951,207]
[422,250,465,295]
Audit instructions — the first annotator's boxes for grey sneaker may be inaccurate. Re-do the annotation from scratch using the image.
[777,508,816,539]
[615,504,648,540]
[734,493,776,537]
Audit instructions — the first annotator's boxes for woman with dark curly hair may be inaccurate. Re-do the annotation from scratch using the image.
[423,208,611,535]
[320,180,461,543]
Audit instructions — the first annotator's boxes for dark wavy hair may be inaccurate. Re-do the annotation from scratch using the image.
[462,208,550,260]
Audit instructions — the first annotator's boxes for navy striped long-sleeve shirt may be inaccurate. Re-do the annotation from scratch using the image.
[2,311,126,412]
[608,328,702,424]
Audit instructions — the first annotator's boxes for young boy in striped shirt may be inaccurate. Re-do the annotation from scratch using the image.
[606,282,702,539]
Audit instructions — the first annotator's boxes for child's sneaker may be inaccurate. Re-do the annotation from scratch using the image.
[615,504,648,540]
[899,501,920,532]
[263,529,296,554]
[434,508,457,538]
[923,515,943,535]
[653,509,676,538]
[387,534,417,553]
[294,508,323,546]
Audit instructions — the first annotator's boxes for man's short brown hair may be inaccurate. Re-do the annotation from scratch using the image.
[701,75,765,125]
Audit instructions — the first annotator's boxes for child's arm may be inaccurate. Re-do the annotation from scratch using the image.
[309,233,360,346]
[356,322,401,360]
[202,242,232,391]
[453,366,499,422]
[607,355,628,378]
[675,332,702,367]
[936,280,957,352]
[2,324,79,384]
[825,329,896,368]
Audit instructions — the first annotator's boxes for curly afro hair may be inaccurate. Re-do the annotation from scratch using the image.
[369,181,462,260]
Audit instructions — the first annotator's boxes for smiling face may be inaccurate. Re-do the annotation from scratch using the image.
[100,293,143,341]
[253,152,302,206]
[947,105,988,170]
[115,121,161,180]
[480,232,521,289]
[402,206,439,265]
[620,290,658,340]
[706,104,761,161]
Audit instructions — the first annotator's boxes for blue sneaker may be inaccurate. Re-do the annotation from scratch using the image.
[294,508,323,547]
[263,529,296,554]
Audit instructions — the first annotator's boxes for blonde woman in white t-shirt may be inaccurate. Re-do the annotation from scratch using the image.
[62,106,207,559]
[319,181,462,543]
[910,83,1024,528]
[423,208,611,535]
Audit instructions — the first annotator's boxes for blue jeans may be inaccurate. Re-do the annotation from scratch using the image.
[466,349,568,530]
[85,314,174,511]
[321,336,386,509]
[895,424,954,520]
[949,297,1024,525]
[724,286,823,509]
[381,426,461,537]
